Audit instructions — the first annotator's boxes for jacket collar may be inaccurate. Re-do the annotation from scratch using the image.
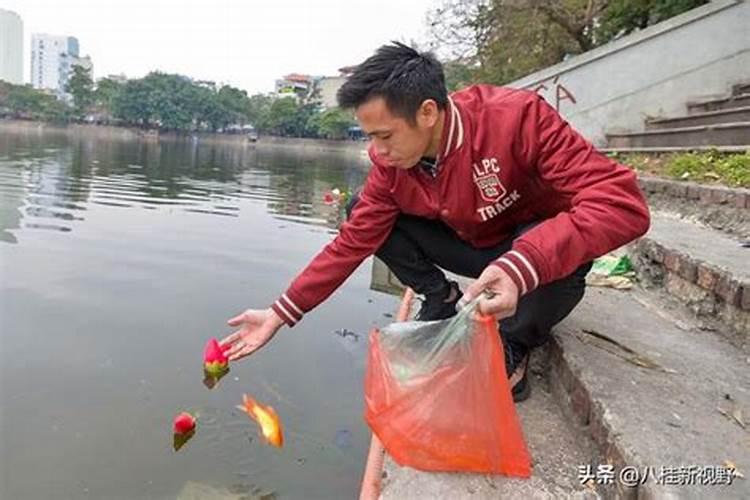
[438,96,465,161]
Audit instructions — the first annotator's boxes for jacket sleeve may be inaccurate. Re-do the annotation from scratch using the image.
[492,93,650,296]
[271,164,401,326]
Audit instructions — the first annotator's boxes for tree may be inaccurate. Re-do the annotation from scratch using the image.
[1,81,70,122]
[428,0,709,86]
[66,64,94,118]
[247,93,273,130]
[265,97,301,136]
[443,60,477,92]
[596,0,709,43]
[315,108,355,139]
[94,77,124,121]
[112,78,154,127]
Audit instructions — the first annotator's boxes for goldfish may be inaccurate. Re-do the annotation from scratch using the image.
[236,393,284,448]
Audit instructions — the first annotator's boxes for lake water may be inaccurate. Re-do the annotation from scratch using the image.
[0,131,399,499]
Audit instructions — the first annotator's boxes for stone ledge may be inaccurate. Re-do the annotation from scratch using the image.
[549,287,750,500]
[638,176,750,210]
[634,238,747,308]
[632,237,750,337]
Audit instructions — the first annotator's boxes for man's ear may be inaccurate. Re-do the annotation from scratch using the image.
[417,99,440,128]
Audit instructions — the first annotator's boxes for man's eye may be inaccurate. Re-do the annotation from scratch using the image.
[382,134,392,140]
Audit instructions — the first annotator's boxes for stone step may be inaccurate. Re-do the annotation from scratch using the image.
[637,177,750,240]
[607,122,750,149]
[550,286,750,499]
[646,107,750,130]
[631,213,750,340]
[687,93,750,115]
[733,82,750,97]
[601,145,750,154]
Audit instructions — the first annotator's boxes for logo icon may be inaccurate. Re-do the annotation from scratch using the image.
[473,173,506,203]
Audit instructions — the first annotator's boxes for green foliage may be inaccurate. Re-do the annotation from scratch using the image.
[66,65,94,118]
[246,94,273,127]
[666,151,750,187]
[613,150,750,188]
[0,81,71,122]
[597,0,708,42]
[443,61,477,92]
[1,70,354,140]
[314,108,356,139]
[111,78,153,126]
[430,0,709,86]
[265,97,301,135]
[93,76,124,118]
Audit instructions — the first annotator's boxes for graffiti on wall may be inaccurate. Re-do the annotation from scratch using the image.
[532,74,577,112]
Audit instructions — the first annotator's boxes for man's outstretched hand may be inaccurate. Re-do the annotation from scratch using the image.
[461,265,520,318]
[219,308,285,361]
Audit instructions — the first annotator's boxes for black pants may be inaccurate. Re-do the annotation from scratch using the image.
[348,196,591,350]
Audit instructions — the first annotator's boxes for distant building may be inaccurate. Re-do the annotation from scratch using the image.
[274,70,350,108]
[30,34,93,100]
[317,76,347,109]
[0,9,24,84]
[275,73,315,101]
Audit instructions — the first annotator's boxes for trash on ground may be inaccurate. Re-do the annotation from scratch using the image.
[586,254,636,289]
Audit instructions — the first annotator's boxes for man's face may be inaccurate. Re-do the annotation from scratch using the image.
[356,96,438,169]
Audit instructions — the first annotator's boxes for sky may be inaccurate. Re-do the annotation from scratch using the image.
[1,0,436,94]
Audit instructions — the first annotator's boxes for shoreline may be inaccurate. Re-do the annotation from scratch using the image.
[0,119,368,154]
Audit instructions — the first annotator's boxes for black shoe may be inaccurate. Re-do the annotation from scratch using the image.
[415,280,463,321]
[502,335,531,402]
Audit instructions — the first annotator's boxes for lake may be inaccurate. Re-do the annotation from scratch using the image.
[0,130,399,499]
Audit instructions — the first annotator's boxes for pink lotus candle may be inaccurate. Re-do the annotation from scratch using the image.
[203,338,229,376]
[173,412,196,435]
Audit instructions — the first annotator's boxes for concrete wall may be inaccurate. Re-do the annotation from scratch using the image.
[257,134,367,153]
[508,0,750,146]
[317,76,346,109]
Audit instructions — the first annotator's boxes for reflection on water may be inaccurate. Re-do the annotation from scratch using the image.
[0,132,360,242]
[0,130,399,499]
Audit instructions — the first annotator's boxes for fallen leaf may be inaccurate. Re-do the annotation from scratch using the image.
[577,329,674,373]
[731,408,746,429]
[718,406,747,429]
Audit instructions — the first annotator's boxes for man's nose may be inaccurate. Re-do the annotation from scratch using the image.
[372,139,389,158]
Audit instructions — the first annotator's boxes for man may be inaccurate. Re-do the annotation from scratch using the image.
[221,43,650,401]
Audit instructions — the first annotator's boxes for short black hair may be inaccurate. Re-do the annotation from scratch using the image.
[337,42,448,122]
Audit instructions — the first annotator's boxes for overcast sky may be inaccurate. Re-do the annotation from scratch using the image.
[2,0,436,94]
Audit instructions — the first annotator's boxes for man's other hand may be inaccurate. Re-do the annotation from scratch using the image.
[462,265,520,318]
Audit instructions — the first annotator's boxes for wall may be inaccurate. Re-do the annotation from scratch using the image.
[508,0,750,146]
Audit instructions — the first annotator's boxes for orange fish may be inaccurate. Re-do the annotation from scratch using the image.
[236,393,284,448]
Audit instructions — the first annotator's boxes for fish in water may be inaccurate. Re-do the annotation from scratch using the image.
[236,394,284,448]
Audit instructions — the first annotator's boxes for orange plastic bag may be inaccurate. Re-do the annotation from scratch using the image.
[364,300,531,476]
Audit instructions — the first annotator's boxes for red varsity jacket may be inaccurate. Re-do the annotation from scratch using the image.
[271,85,650,326]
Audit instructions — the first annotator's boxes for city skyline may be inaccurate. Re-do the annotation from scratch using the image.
[0,8,23,84]
[0,0,434,95]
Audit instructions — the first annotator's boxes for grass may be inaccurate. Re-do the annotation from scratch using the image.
[608,150,750,188]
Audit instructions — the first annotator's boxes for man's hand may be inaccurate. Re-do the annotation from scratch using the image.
[462,265,520,318]
[219,308,285,361]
